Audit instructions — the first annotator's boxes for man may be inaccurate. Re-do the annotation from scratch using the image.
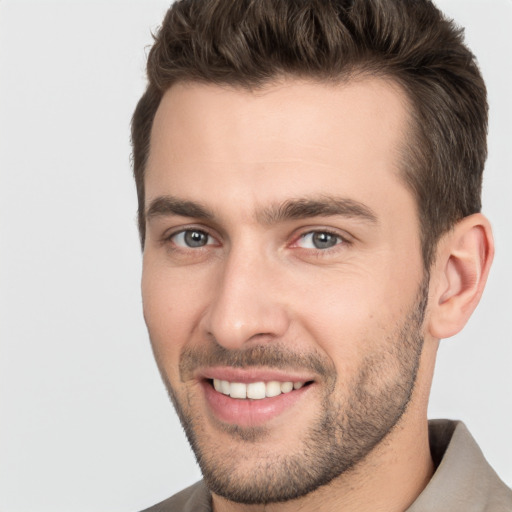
[132,0,512,510]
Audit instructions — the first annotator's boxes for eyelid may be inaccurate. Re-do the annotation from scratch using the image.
[161,225,221,248]
[290,227,353,250]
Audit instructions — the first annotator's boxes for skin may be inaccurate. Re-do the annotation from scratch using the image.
[141,78,493,512]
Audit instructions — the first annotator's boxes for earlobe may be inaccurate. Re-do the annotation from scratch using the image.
[428,213,494,340]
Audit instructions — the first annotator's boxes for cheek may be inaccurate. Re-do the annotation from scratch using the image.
[141,261,208,371]
[291,263,421,375]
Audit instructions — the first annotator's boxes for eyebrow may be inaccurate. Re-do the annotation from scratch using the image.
[146,196,214,220]
[145,195,377,225]
[257,196,378,225]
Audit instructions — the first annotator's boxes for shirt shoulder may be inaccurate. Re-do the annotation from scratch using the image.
[139,481,211,512]
[408,420,512,512]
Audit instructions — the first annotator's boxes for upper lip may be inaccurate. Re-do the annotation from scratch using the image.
[196,366,316,384]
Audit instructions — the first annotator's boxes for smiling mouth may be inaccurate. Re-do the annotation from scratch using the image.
[208,378,313,400]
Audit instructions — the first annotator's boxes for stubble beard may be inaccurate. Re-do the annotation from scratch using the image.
[156,277,429,505]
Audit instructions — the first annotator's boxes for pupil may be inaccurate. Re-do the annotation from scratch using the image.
[185,230,207,247]
[313,232,337,249]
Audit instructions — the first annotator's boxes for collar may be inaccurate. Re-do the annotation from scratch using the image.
[407,419,512,511]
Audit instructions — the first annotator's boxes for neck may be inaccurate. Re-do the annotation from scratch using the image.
[213,414,433,512]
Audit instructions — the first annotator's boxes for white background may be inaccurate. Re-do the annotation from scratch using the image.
[0,1,510,511]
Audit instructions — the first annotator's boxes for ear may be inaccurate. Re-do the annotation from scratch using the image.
[428,213,494,339]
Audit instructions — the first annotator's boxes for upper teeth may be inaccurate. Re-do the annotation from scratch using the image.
[213,379,304,400]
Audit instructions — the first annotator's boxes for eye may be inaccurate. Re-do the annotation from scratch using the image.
[171,229,215,248]
[296,231,343,250]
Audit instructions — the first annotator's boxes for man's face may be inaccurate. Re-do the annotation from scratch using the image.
[142,79,428,504]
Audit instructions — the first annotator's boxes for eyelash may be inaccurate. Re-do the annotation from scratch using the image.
[162,227,218,250]
[161,227,352,254]
[292,229,351,253]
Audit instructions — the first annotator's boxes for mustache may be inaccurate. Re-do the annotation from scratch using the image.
[179,341,336,383]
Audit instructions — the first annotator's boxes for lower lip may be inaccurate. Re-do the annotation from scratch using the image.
[201,380,311,427]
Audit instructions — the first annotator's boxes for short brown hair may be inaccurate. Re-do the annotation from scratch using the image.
[131,0,488,267]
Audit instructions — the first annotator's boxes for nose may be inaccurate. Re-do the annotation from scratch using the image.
[201,247,290,350]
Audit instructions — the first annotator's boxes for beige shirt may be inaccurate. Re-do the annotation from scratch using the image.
[141,420,512,511]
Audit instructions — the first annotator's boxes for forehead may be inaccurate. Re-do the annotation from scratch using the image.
[145,77,414,220]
